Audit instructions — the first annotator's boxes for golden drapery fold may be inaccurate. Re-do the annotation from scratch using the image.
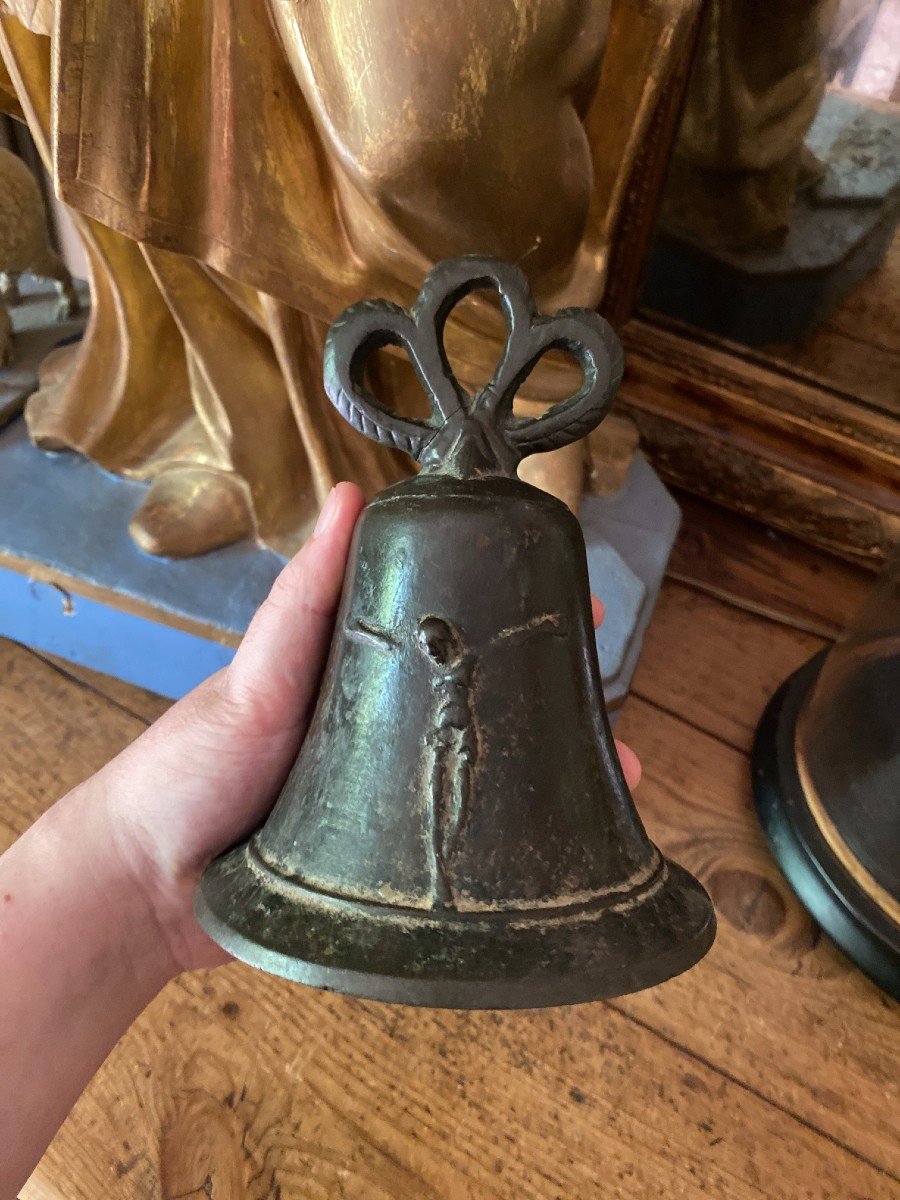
[1,0,698,556]
[2,6,407,554]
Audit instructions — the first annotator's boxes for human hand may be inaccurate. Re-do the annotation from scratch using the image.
[89,483,642,978]
[0,481,643,1190]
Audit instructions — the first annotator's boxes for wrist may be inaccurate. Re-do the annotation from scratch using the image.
[37,783,179,996]
[0,779,175,1191]
[98,769,232,976]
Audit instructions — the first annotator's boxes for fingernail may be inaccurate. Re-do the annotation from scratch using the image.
[313,487,339,538]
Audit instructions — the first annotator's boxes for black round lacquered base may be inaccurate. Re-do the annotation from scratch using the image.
[752,651,900,1000]
[196,845,715,1010]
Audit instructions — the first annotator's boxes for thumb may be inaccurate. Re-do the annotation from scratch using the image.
[224,481,367,739]
[105,483,366,871]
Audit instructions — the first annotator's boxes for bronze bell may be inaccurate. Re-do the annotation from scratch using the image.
[196,256,715,1008]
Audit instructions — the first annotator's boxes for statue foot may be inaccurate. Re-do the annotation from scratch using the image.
[129,467,254,558]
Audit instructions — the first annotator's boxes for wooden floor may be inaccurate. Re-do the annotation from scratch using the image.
[4,495,898,1200]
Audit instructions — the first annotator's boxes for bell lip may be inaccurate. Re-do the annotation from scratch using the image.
[195,847,715,1009]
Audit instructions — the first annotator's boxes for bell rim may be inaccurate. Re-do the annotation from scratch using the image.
[752,650,900,1000]
[195,844,715,1009]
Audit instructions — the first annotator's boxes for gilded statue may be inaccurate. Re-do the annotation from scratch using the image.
[0,0,697,558]
[661,0,840,251]
[0,144,77,365]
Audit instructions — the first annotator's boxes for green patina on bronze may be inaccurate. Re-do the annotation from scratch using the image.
[195,255,715,1008]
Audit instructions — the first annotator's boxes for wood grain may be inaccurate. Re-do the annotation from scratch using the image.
[619,307,900,565]
[666,491,874,637]
[3,497,898,1199]
[32,648,172,724]
[30,964,897,1200]
[615,697,899,1177]
[0,640,145,850]
[633,579,826,750]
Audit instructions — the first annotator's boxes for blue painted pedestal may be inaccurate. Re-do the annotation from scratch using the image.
[0,416,678,707]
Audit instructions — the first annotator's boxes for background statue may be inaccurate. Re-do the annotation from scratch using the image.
[0,143,77,365]
[0,0,697,557]
[659,0,839,251]
[643,0,899,349]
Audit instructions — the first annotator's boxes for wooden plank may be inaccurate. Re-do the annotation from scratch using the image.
[615,695,900,1178]
[632,578,826,751]
[4,635,897,1196]
[667,492,873,637]
[32,648,171,725]
[0,641,146,850]
[823,230,900,358]
[31,961,895,1200]
[619,311,900,565]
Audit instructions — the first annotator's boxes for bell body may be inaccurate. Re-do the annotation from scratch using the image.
[197,473,715,1007]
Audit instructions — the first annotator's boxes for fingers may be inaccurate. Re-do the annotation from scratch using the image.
[591,593,639,785]
[615,738,642,790]
[105,483,366,874]
[592,594,640,787]
[591,594,604,629]
[224,482,366,735]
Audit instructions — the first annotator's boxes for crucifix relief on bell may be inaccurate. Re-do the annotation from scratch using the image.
[196,255,715,1008]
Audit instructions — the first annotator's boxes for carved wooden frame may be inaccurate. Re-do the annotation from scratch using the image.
[615,313,899,567]
[592,3,899,570]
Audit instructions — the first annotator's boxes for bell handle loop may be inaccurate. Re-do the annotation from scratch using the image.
[502,309,624,458]
[323,300,455,459]
[323,257,624,473]
[413,257,535,412]
[414,259,624,461]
